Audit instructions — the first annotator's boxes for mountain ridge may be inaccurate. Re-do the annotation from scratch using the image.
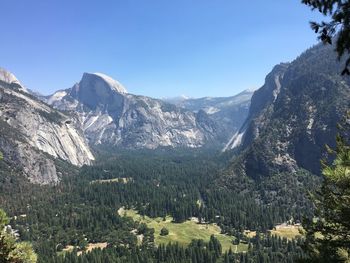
[164,89,253,143]
[45,72,225,149]
[224,43,350,179]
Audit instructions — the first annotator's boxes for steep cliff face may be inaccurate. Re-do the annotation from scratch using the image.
[164,90,253,143]
[46,73,218,149]
[224,44,350,178]
[0,70,94,184]
[223,64,289,152]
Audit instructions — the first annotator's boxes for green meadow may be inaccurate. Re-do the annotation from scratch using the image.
[118,208,248,253]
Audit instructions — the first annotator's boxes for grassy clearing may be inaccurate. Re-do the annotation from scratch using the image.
[59,242,108,256]
[77,243,108,256]
[244,230,256,238]
[61,245,74,254]
[270,225,303,239]
[118,208,248,253]
[244,225,303,240]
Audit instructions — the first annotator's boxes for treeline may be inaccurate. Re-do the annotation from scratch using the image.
[46,233,305,263]
[45,233,306,263]
[48,237,222,263]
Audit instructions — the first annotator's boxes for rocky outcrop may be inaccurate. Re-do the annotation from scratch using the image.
[0,68,24,90]
[0,70,94,184]
[223,64,289,152]
[46,72,218,149]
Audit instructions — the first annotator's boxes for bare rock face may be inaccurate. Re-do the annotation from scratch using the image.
[0,69,94,184]
[46,72,218,149]
[223,63,289,152]
[0,68,24,90]
[16,144,58,185]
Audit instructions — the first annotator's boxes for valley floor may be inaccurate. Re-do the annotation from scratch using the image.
[118,207,248,253]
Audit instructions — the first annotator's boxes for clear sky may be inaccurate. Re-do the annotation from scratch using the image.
[1,0,325,98]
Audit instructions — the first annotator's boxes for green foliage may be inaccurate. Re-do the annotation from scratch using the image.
[160,227,169,236]
[0,209,9,226]
[302,112,350,262]
[0,209,37,263]
[8,242,37,263]
[50,233,305,263]
[302,0,350,74]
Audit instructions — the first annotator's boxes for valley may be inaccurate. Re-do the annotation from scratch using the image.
[0,148,314,262]
[0,26,349,263]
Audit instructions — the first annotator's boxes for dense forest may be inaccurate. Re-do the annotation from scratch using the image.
[0,149,319,262]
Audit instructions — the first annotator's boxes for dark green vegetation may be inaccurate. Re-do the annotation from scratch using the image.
[0,209,37,263]
[160,228,169,236]
[0,149,37,263]
[0,149,315,262]
[302,113,350,262]
[302,0,350,75]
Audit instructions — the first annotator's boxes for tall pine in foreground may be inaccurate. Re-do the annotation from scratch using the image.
[302,112,350,262]
[0,151,37,263]
[0,209,38,263]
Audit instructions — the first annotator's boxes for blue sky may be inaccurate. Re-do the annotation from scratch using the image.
[1,1,325,98]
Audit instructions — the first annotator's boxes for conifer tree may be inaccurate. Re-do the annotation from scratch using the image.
[302,0,350,74]
[302,112,350,262]
[0,209,37,263]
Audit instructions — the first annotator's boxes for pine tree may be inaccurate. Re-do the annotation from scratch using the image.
[0,209,37,263]
[224,252,229,263]
[302,112,350,262]
[302,1,350,74]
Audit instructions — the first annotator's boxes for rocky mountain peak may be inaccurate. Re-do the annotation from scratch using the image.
[0,68,26,92]
[91,72,127,93]
[68,72,126,111]
[79,72,127,94]
[43,71,225,149]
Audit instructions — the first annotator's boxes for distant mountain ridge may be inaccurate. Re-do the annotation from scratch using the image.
[45,72,220,149]
[163,90,253,143]
[2,42,347,184]
[0,67,253,185]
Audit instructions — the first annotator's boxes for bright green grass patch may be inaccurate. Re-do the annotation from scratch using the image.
[118,208,248,253]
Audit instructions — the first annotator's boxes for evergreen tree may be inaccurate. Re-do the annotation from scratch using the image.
[0,209,37,263]
[302,112,350,262]
[302,0,350,74]
[160,227,169,236]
